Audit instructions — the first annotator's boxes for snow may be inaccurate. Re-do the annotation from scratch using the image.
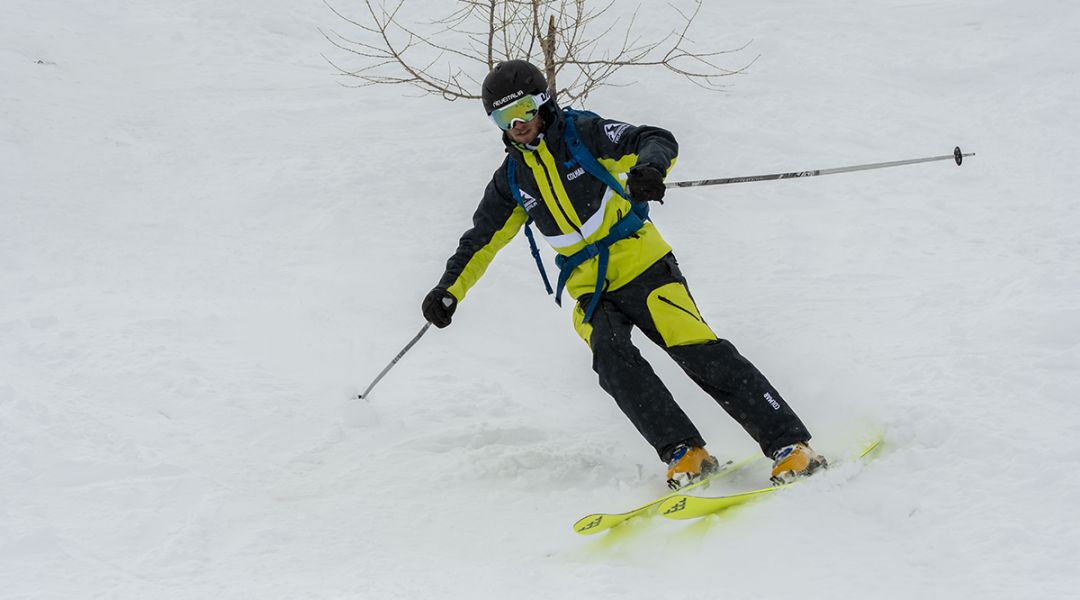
[2,0,1078,598]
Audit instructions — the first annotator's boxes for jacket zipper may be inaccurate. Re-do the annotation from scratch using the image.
[536,156,583,236]
[657,295,702,322]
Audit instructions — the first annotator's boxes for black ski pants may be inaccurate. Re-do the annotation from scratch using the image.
[573,254,811,463]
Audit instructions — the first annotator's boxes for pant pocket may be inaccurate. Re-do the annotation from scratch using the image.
[646,282,718,347]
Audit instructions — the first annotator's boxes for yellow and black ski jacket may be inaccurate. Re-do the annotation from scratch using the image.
[437,107,678,311]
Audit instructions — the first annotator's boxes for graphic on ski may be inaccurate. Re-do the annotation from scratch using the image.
[657,436,883,521]
[572,454,763,536]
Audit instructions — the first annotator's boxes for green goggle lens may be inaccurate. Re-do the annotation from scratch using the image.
[489,92,549,130]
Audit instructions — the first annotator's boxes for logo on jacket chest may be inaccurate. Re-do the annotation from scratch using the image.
[566,167,586,181]
[519,189,539,211]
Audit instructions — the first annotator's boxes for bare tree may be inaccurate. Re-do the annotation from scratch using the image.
[321,0,755,105]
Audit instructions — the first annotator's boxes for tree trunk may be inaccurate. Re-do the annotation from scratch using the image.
[543,15,556,99]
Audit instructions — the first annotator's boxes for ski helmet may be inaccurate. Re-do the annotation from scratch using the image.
[481,60,549,115]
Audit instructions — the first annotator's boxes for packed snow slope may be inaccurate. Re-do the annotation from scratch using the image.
[3,0,1078,598]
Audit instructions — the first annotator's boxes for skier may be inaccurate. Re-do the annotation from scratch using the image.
[422,60,825,489]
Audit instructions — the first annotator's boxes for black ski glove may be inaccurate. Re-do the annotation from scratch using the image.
[627,164,666,203]
[422,287,457,328]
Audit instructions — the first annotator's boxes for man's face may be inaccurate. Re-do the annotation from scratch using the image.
[505,114,543,145]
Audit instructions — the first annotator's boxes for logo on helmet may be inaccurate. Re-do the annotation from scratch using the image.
[492,90,525,108]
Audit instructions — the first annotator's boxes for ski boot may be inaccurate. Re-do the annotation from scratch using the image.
[770,442,827,485]
[666,445,720,490]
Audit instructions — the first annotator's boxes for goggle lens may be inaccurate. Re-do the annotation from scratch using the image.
[490,92,549,130]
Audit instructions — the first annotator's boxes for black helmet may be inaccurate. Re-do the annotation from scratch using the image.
[481,60,548,115]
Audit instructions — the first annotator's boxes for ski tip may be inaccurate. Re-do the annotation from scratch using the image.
[573,514,605,535]
[857,432,887,459]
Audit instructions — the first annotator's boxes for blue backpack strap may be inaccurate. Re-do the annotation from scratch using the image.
[506,158,554,295]
[507,111,652,322]
[554,108,653,321]
[562,108,650,221]
[552,210,645,322]
[561,110,631,201]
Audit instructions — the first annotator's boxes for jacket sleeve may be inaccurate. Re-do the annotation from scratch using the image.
[437,161,528,302]
[579,115,679,177]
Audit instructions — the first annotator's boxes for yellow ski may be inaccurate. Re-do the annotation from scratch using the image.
[572,454,764,535]
[657,436,884,521]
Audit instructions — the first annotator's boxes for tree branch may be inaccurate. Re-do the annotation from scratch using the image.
[322,0,751,104]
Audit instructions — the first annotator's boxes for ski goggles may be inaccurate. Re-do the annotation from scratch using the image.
[489,91,549,130]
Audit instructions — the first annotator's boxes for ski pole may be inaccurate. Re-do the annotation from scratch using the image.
[358,322,431,400]
[666,146,973,188]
